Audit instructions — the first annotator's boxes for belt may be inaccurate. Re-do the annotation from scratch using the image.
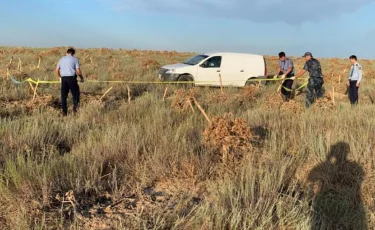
[285,73,295,78]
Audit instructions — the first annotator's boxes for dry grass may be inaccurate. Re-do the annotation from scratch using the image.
[0,47,375,229]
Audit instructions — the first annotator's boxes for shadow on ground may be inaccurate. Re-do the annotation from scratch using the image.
[308,142,367,230]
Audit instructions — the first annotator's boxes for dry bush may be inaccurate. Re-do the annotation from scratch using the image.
[171,89,198,113]
[126,49,143,57]
[99,48,114,55]
[206,92,231,104]
[262,91,304,113]
[314,97,335,111]
[234,86,259,104]
[85,73,97,80]
[202,113,253,162]
[333,83,348,94]
[10,47,31,55]
[112,72,123,80]
[365,69,375,80]
[0,95,60,115]
[12,72,31,80]
[280,100,304,114]
[25,95,58,110]
[39,47,61,57]
[141,59,160,71]
[263,92,285,109]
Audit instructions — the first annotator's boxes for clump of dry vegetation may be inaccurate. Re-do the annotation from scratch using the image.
[314,97,336,111]
[263,92,287,109]
[280,99,304,114]
[206,91,231,104]
[202,113,253,162]
[141,59,160,71]
[0,47,375,229]
[171,88,198,113]
[234,85,259,103]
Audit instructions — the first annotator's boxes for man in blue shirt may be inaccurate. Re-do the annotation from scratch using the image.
[275,52,294,101]
[55,48,84,116]
[347,55,362,105]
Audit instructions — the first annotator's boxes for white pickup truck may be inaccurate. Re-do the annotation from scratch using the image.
[158,52,268,87]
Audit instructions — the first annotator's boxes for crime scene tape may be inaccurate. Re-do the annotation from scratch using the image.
[283,81,309,92]
[9,75,309,91]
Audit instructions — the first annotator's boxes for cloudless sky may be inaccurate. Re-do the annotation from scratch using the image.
[1,0,375,58]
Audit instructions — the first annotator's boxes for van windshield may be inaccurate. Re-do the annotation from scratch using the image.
[183,55,209,65]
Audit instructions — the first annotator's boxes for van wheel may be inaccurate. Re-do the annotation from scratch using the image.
[178,75,194,87]
[245,78,262,87]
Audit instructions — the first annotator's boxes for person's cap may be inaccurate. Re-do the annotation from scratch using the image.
[302,52,312,57]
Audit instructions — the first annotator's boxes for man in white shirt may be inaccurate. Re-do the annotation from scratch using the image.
[347,55,362,105]
[55,48,84,116]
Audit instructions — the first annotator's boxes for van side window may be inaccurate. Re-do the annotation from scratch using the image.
[204,56,222,68]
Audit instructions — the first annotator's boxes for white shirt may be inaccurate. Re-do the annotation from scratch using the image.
[57,55,80,77]
[349,62,363,82]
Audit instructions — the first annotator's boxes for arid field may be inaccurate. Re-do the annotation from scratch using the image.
[0,47,375,229]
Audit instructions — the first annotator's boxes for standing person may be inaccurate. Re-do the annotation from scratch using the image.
[295,52,324,108]
[55,48,84,116]
[347,55,362,105]
[274,52,295,101]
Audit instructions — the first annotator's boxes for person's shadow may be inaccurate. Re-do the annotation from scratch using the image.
[308,142,367,230]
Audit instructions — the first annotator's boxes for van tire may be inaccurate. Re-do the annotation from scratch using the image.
[245,78,261,87]
[178,75,194,87]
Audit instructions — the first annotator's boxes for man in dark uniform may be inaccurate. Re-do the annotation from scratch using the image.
[295,52,324,108]
[275,52,295,101]
[55,48,84,116]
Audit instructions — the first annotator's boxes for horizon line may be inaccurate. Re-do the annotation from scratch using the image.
[0,46,372,60]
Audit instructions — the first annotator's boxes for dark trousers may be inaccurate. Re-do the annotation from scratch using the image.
[306,78,324,108]
[279,72,294,100]
[61,76,80,115]
[349,80,359,105]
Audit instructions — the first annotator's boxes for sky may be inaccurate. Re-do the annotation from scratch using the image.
[1,0,375,58]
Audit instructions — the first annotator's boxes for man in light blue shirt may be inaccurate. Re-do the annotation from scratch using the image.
[347,55,362,105]
[55,48,84,116]
[275,52,295,101]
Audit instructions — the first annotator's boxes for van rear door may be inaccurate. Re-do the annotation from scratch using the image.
[243,55,264,83]
[221,54,245,86]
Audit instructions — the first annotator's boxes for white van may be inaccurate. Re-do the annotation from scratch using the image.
[158,52,267,87]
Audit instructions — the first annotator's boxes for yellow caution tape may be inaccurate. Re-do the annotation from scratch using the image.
[10,75,309,86]
[9,75,309,101]
[282,80,309,92]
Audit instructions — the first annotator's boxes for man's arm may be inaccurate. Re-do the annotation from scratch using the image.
[76,68,84,82]
[357,64,363,87]
[276,67,281,75]
[273,60,282,78]
[273,67,281,78]
[347,65,352,86]
[295,69,307,79]
[284,66,293,76]
[75,59,84,82]
[55,66,61,80]
[295,62,309,79]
